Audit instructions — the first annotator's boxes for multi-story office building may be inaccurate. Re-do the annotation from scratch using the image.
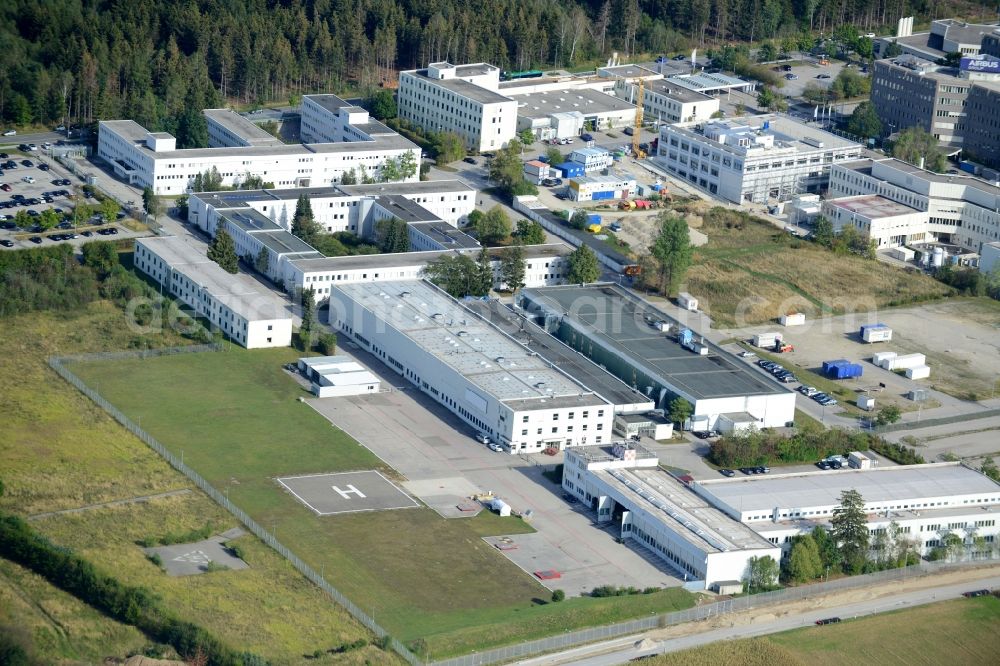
[827,157,1000,253]
[614,79,720,125]
[654,115,862,203]
[134,236,292,349]
[870,55,972,145]
[98,99,420,195]
[963,81,1000,168]
[328,280,615,453]
[397,62,519,152]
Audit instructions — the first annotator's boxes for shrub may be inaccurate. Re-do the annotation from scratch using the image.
[147,553,163,568]
[375,635,391,650]
[224,541,247,561]
[204,560,229,573]
[551,589,565,602]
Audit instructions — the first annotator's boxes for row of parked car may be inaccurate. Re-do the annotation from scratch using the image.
[757,358,796,384]
[718,465,770,477]
[797,384,838,407]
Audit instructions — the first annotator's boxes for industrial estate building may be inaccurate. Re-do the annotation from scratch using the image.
[327,280,616,452]
[870,52,1000,159]
[827,157,1000,255]
[134,236,292,349]
[563,445,781,588]
[693,463,1000,559]
[98,97,420,195]
[518,284,797,431]
[297,356,381,397]
[654,115,863,203]
[567,443,1000,588]
[513,88,636,140]
[397,63,519,152]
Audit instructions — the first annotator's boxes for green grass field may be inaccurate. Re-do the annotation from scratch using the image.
[69,346,696,658]
[645,595,1000,666]
[0,304,386,664]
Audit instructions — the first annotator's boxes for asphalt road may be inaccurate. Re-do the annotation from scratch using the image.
[0,130,74,146]
[518,571,1000,666]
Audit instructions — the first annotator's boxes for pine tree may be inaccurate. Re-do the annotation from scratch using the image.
[207,227,238,274]
[291,194,321,245]
[475,247,494,296]
[299,287,316,350]
[831,489,870,574]
[650,214,693,297]
[499,243,526,295]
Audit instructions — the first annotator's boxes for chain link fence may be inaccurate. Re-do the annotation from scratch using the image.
[48,345,1000,666]
[430,552,1000,666]
[49,346,421,666]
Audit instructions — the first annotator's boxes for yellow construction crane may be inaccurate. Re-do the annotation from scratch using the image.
[632,78,645,159]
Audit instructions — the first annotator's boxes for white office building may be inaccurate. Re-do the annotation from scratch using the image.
[98,101,420,195]
[133,236,292,349]
[655,115,863,203]
[328,280,615,452]
[821,195,929,248]
[297,356,381,398]
[693,463,1000,560]
[398,62,519,152]
[615,79,720,125]
[827,157,1000,254]
[564,445,781,589]
[569,148,614,172]
[512,88,636,140]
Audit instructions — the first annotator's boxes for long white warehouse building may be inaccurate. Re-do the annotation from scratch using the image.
[693,463,1000,560]
[519,284,796,431]
[564,445,781,589]
[98,96,420,195]
[328,280,615,453]
[133,235,292,349]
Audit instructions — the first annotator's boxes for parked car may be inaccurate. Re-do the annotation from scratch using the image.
[2,129,15,136]
[488,442,503,452]
[580,133,594,142]
[0,239,13,247]
[38,163,50,171]
[0,184,10,192]
[739,351,756,358]
[719,469,736,477]
[815,617,841,625]
[798,386,819,397]
[475,432,491,444]
[962,590,990,598]
[21,176,34,183]
[623,127,634,136]
[816,74,832,79]
[28,236,42,244]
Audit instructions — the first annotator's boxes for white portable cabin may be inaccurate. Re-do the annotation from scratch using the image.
[752,332,783,348]
[862,325,893,343]
[677,292,699,312]
[872,351,896,366]
[849,451,877,469]
[857,395,876,411]
[779,312,805,327]
[906,365,931,379]
[883,353,925,371]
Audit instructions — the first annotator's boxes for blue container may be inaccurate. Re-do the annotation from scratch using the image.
[822,359,849,374]
[591,190,614,201]
[959,160,976,174]
[587,214,602,225]
[679,329,694,346]
[556,162,585,178]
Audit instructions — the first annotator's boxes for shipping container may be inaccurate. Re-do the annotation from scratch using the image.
[905,365,931,379]
[882,353,925,370]
[871,351,896,366]
[555,162,585,178]
[780,312,805,326]
[822,359,850,374]
[591,190,614,200]
[677,292,698,312]
[860,323,893,343]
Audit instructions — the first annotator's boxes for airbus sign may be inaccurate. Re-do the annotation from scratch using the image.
[960,55,1000,73]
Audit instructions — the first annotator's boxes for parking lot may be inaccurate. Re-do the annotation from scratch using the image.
[0,145,137,250]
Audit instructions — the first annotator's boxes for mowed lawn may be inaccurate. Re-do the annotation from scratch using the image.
[70,348,696,657]
[646,595,1000,666]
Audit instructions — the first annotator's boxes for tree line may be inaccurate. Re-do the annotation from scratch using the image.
[0,508,265,665]
[3,0,975,135]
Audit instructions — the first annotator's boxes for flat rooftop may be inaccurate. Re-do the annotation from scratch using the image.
[219,209,318,256]
[668,114,861,155]
[520,284,789,401]
[409,222,480,249]
[825,195,921,218]
[646,80,715,103]
[304,94,352,114]
[599,65,662,79]
[510,88,636,118]
[665,72,747,93]
[333,280,608,409]
[696,463,1000,516]
[460,299,654,409]
[203,109,283,146]
[288,243,570,273]
[191,180,475,211]
[409,69,512,105]
[594,464,776,553]
[377,195,441,223]
[137,236,291,321]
